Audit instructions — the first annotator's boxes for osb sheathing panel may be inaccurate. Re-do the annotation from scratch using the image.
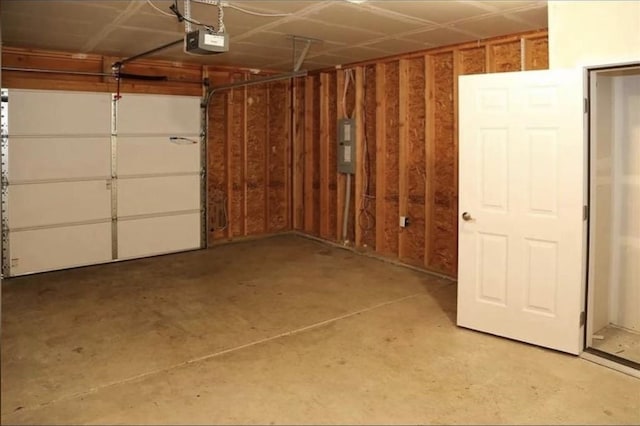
[327,74,338,241]
[431,53,457,275]
[267,81,288,232]
[382,61,400,257]
[230,84,246,237]
[526,38,549,70]
[492,42,522,72]
[312,77,322,236]
[460,48,486,75]
[245,85,268,235]
[361,64,377,250]
[403,57,426,266]
[208,92,227,242]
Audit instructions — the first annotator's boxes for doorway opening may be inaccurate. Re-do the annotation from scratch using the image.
[586,64,640,372]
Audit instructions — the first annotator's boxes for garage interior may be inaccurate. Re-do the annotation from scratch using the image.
[1,1,639,424]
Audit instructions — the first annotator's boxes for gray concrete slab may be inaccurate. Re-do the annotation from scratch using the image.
[2,235,638,424]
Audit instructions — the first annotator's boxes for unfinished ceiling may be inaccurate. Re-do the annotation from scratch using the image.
[1,0,548,71]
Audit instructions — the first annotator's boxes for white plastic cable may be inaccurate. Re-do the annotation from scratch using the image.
[342,173,352,242]
[224,3,291,17]
[146,0,174,17]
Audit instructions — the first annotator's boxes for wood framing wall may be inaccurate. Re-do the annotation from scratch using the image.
[206,73,291,243]
[294,30,549,277]
[3,28,549,276]
[1,47,290,247]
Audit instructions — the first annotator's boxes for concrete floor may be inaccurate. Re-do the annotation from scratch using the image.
[593,325,640,365]
[1,235,638,425]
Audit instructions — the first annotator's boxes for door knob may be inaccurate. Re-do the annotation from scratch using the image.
[462,212,472,221]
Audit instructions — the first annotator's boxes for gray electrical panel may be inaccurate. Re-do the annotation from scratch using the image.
[337,118,355,174]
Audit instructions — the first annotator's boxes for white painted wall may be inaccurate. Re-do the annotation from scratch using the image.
[591,71,640,334]
[591,75,613,334]
[612,73,640,332]
[548,1,640,69]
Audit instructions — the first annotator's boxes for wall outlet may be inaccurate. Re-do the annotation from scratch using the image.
[399,216,409,228]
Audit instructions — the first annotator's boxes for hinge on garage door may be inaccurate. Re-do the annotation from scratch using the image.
[580,311,586,327]
[584,98,589,114]
[583,205,589,221]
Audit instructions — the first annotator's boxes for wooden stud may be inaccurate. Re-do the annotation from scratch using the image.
[242,83,248,236]
[225,88,234,240]
[374,63,387,254]
[285,81,293,230]
[398,59,409,260]
[264,84,271,233]
[485,44,494,73]
[354,66,365,247]
[424,55,436,268]
[292,79,304,230]
[336,70,346,242]
[303,76,315,234]
[319,73,331,240]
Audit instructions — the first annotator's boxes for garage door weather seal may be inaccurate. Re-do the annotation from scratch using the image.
[1,89,9,276]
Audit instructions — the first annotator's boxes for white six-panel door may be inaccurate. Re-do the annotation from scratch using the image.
[457,69,586,354]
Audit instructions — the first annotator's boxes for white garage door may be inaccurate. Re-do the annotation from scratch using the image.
[115,94,202,260]
[1,89,203,276]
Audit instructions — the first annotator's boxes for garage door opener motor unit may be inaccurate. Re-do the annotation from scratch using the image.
[185,29,229,54]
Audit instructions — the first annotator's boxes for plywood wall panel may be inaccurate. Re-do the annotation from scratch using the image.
[460,47,487,75]
[403,57,427,266]
[294,30,548,278]
[382,61,400,258]
[208,92,227,242]
[525,37,550,70]
[229,86,246,237]
[245,85,268,235]
[430,52,457,275]
[491,41,522,72]
[267,81,289,232]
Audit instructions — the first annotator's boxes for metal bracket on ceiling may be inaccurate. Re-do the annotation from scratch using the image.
[288,35,321,72]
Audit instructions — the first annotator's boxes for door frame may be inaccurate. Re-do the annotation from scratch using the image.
[583,61,640,374]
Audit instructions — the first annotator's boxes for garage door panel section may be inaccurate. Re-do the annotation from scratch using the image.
[117,213,200,259]
[8,90,111,136]
[4,89,113,276]
[8,181,111,229]
[116,95,200,136]
[9,223,112,275]
[117,175,200,218]
[115,93,202,259]
[9,137,111,182]
[117,136,200,176]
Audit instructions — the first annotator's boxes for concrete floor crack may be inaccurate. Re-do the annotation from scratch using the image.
[10,292,424,416]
